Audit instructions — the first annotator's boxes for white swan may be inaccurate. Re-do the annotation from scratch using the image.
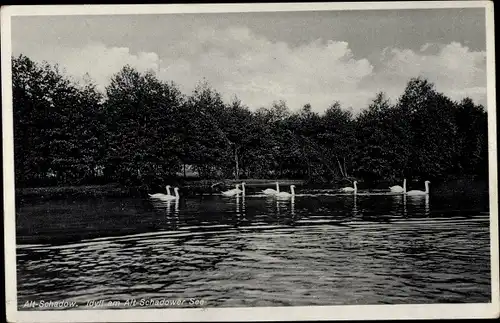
[340,181,357,194]
[390,179,406,193]
[262,182,279,195]
[158,187,180,200]
[406,181,430,196]
[276,185,295,198]
[239,182,246,195]
[149,185,172,198]
[222,184,241,197]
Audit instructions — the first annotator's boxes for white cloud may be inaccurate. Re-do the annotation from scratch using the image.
[157,26,375,112]
[24,42,160,92]
[23,27,487,113]
[367,41,487,107]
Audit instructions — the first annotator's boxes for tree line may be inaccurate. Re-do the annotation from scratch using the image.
[12,55,488,189]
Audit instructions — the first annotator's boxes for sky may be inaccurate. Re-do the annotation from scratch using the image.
[11,7,488,114]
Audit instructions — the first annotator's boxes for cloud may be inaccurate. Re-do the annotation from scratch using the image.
[21,27,487,113]
[366,41,487,107]
[157,26,374,112]
[22,42,160,92]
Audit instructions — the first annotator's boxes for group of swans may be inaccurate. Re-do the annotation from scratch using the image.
[222,181,296,198]
[150,179,429,201]
[260,182,296,198]
[150,182,297,201]
[389,179,430,196]
[339,179,430,196]
[148,185,180,200]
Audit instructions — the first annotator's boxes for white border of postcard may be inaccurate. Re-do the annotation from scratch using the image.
[2,1,499,322]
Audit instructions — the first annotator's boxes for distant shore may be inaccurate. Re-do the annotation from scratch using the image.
[16,184,130,200]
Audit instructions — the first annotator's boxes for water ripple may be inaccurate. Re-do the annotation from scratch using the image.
[16,193,491,309]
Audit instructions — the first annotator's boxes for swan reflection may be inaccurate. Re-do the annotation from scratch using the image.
[425,194,429,216]
[235,194,241,214]
[151,198,180,228]
[275,196,296,224]
[404,194,407,217]
[235,194,246,215]
[173,198,179,216]
[406,193,430,217]
[233,194,247,226]
[391,194,407,217]
[352,194,358,217]
[151,198,178,211]
[276,198,282,222]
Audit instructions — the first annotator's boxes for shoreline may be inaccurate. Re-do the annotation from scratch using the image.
[14,176,487,201]
[14,177,489,246]
[14,180,308,200]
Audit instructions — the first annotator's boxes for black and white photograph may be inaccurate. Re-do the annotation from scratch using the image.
[2,2,498,322]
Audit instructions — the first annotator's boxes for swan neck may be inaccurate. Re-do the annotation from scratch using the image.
[425,182,429,194]
[403,179,406,192]
[166,187,171,196]
[175,189,179,198]
[291,186,295,195]
[276,183,280,193]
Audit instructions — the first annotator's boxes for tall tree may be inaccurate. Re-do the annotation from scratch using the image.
[319,101,355,179]
[178,81,228,178]
[354,92,396,181]
[13,55,489,187]
[12,55,104,187]
[398,78,459,179]
[104,66,184,187]
[454,97,488,177]
[221,97,262,179]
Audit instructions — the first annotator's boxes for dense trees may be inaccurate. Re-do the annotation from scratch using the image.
[13,55,104,187]
[12,55,489,188]
[102,66,188,188]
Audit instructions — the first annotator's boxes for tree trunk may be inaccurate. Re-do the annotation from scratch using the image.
[183,164,187,179]
[336,157,345,177]
[343,157,348,177]
[234,146,239,180]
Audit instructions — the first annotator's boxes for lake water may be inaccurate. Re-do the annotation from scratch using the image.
[16,186,491,310]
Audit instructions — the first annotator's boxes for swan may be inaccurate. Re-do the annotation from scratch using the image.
[390,179,406,193]
[262,182,279,195]
[406,181,430,196]
[239,182,246,195]
[158,187,180,200]
[149,185,172,198]
[222,184,241,197]
[276,185,295,198]
[340,181,357,194]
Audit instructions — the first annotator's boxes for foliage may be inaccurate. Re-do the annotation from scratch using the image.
[12,55,104,187]
[12,56,489,188]
[103,66,184,187]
